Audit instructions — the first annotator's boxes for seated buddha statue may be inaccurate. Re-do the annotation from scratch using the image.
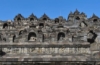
[29,37,36,41]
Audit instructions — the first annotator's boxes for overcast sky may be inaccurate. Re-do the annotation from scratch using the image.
[0,0,100,20]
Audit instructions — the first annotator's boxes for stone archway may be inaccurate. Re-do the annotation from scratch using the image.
[3,23,8,29]
[55,18,59,23]
[30,18,34,21]
[75,16,80,20]
[87,30,97,44]
[93,19,98,22]
[43,18,47,20]
[39,23,44,27]
[28,32,37,41]
[19,30,23,35]
[0,49,6,56]
[17,17,21,21]
[57,32,65,41]
[13,35,16,42]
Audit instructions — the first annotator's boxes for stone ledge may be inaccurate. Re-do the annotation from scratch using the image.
[0,56,91,62]
[0,44,90,48]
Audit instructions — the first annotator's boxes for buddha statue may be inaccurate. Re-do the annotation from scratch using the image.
[29,37,36,41]
[59,35,64,41]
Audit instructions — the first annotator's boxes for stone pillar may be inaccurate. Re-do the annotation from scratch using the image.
[45,48,50,54]
[9,37,13,43]
[64,48,67,54]
[67,48,69,54]
[84,48,86,54]
[36,48,39,54]
[52,48,55,54]
[81,48,84,53]
[41,47,45,54]
[63,48,66,54]
[73,48,75,54]
[14,48,17,54]
[25,48,27,54]
[22,48,24,54]
[69,48,71,54]
[19,48,21,54]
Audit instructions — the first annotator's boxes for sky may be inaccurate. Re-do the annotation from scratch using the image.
[0,0,100,21]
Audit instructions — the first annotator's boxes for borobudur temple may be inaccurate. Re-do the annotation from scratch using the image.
[0,9,100,65]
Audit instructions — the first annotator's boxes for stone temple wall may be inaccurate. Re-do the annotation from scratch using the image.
[0,10,100,63]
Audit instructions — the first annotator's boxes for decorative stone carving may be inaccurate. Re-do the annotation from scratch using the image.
[1,10,100,62]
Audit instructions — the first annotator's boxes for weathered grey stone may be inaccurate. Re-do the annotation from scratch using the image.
[0,10,100,63]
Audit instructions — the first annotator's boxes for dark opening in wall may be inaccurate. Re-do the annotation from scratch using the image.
[17,17,21,21]
[3,23,8,29]
[93,19,97,22]
[55,18,59,23]
[28,32,36,40]
[43,18,47,20]
[0,49,6,56]
[30,18,34,21]
[3,38,6,42]
[19,30,23,35]
[38,30,42,33]
[75,16,80,20]
[57,32,65,41]
[13,35,16,42]
[39,23,44,27]
[87,30,97,44]
[42,34,44,42]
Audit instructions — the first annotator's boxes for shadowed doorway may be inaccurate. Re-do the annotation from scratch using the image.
[57,32,65,41]
[28,32,37,41]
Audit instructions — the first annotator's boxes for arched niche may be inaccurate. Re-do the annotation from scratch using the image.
[30,18,34,21]
[19,30,23,35]
[28,32,37,41]
[57,32,65,41]
[3,23,8,29]
[39,23,44,27]
[93,19,98,22]
[75,16,80,20]
[43,18,47,21]
[0,49,6,56]
[13,35,16,42]
[87,30,97,44]
[17,17,21,22]
[3,38,6,42]
[55,18,59,23]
